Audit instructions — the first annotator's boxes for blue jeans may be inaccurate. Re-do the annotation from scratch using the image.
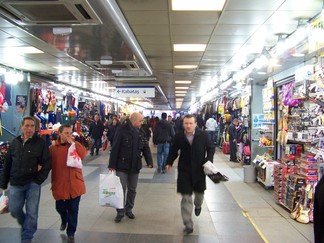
[91,138,101,155]
[207,131,216,143]
[56,196,81,237]
[9,182,41,242]
[157,143,170,171]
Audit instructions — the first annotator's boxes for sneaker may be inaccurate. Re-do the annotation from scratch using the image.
[60,223,67,231]
[194,207,201,216]
[68,236,75,243]
[114,214,124,223]
[183,227,193,234]
[126,211,135,219]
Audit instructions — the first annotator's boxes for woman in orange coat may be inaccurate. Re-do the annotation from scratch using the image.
[49,124,88,243]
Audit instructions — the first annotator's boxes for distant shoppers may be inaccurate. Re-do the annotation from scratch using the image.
[205,116,217,144]
[89,114,105,156]
[49,124,88,243]
[167,115,176,137]
[166,114,215,234]
[141,117,152,140]
[0,116,51,243]
[108,112,153,223]
[107,117,119,147]
[175,114,184,133]
[153,113,175,173]
[196,113,205,129]
[228,118,239,162]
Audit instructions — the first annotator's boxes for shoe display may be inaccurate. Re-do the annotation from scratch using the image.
[183,227,193,234]
[194,207,201,216]
[126,211,135,219]
[114,214,124,223]
[60,223,67,231]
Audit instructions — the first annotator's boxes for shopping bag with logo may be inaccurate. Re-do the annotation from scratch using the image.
[66,143,82,169]
[0,191,9,214]
[99,172,124,209]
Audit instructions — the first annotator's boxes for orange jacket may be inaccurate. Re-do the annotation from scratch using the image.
[49,140,88,200]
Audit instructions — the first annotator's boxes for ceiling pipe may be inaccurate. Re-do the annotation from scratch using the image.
[95,0,153,76]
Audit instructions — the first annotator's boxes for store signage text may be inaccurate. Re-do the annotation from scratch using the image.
[115,86,155,98]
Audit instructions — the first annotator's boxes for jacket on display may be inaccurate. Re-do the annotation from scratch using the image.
[166,128,215,194]
[108,121,153,174]
[1,134,51,189]
[49,140,88,200]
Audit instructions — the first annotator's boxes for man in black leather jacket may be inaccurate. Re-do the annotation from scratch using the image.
[0,116,51,243]
[108,112,153,223]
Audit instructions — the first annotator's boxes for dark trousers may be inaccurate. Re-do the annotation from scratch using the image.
[56,196,81,237]
[91,138,101,155]
[229,140,237,161]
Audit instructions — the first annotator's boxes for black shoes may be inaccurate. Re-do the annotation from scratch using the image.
[183,227,193,234]
[114,214,124,223]
[60,223,67,231]
[230,159,239,163]
[194,207,201,216]
[126,211,135,219]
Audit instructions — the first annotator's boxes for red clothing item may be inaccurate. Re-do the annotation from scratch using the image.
[49,140,88,200]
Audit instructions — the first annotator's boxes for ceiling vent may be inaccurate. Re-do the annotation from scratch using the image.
[85,60,140,71]
[0,0,102,25]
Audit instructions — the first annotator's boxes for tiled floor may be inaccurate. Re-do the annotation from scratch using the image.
[0,144,314,243]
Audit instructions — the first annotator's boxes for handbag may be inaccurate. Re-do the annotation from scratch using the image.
[99,172,124,209]
[203,161,229,183]
[243,145,251,156]
[0,191,9,214]
[66,143,82,168]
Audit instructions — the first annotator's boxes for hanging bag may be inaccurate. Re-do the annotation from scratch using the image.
[66,143,82,169]
[99,172,124,209]
[0,191,9,214]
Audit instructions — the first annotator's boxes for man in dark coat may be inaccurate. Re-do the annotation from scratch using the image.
[166,114,215,234]
[228,118,239,162]
[89,114,105,156]
[108,112,153,223]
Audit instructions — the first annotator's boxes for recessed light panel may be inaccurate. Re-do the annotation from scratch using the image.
[174,44,206,52]
[172,0,226,11]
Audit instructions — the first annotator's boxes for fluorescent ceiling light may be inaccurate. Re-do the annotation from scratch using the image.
[53,66,79,71]
[175,90,187,93]
[257,71,267,75]
[174,65,198,69]
[105,86,116,90]
[176,98,184,101]
[172,0,226,11]
[176,93,186,97]
[6,46,43,54]
[89,81,106,84]
[174,44,206,52]
[292,53,305,57]
[175,86,189,89]
[175,80,192,84]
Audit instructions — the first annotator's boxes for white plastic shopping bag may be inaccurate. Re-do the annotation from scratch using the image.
[66,143,82,169]
[0,191,9,214]
[99,172,124,209]
[203,161,229,183]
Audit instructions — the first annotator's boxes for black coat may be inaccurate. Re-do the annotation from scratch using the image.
[166,128,215,194]
[153,119,173,145]
[1,134,51,189]
[89,120,104,139]
[108,122,153,174]
[314,176,324,243]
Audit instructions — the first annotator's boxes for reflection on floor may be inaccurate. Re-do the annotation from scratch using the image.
[0,145,314,243]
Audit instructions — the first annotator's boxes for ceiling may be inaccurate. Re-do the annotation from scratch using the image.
[0,0,322,110]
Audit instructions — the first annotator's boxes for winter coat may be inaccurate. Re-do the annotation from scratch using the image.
[49,140,88,200]
[107,124,119,142]
[228,123,237,141]
[153,119,174,145]
[108,121,153,173]
[166,128,215,194]
[1,134,51,189]
[89,120,105,139]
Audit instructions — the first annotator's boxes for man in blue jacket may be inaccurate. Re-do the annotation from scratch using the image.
[0,116,51,243]
[108,112,153,223]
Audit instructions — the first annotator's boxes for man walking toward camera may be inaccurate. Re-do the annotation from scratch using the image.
[166,114,215,234]
[0,116,51,243]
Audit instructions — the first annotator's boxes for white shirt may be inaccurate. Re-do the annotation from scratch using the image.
[205,118,217,131]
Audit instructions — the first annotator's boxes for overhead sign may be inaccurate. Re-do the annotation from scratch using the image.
[115,86,155,98]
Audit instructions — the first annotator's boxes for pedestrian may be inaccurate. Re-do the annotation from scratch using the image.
[107,117,119,147]
[49,124,88,243]
[108,112,153,223]
[141,117,152,140]
[167,115,176,137]
[0,116,51,243]
[166,114,215,234]
[228,118,239,162]
[205,115,217,144]
[153,112,175,173]
[89,114,105,156]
